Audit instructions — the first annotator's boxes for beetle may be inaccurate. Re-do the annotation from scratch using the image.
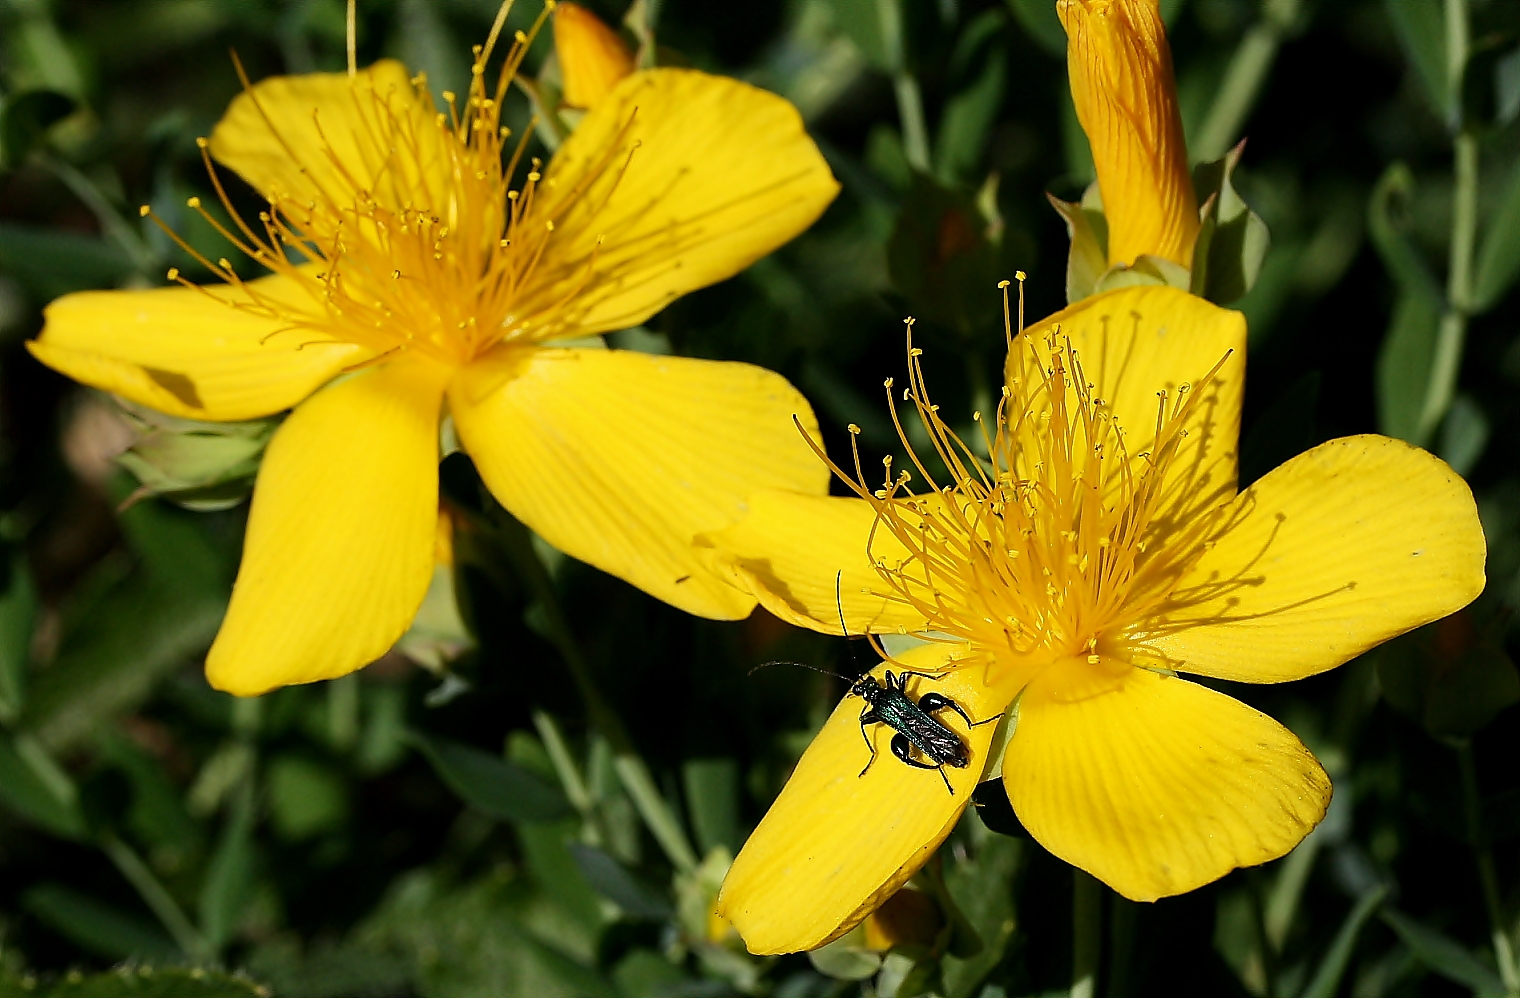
[750,660,999,795]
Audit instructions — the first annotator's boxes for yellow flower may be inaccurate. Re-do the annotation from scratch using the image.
[702,284,1485,953]
[29,15,839,696]
[554,2,635,109]
[1060,0,1197,268]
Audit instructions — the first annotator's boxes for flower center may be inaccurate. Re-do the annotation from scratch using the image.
[836,284,1224,681]
[145,1,624,370]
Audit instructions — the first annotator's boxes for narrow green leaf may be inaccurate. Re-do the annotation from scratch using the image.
[682,758,740,855]
[1298,886,1389,998]
[0,555,37,724]
[935,46,1006,184]
[411,731,572,823]
[21,884,180,962]
[0,89,75,166]
[0,223,134,302]
[1004,0,1064,57]
[0,734,86,839]
[1471,157,1520,312]
[1367,164,1442,304]
[198,789,255,952]
[1375,292,1442,443]
[1381,907,1507,996]
[1382,0,1450,122]
[567,843,672,920]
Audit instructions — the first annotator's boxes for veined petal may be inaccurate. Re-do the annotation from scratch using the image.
[205,357,447,695]
[29,274,360,421]
[451,346,829,619]
[1058,0,1197,268]
[1010,285,1245,529]
[520,68,839,338]
[1003,661,1330,902]
[1140,435,1486,683]
[718,643,1014,954]
[210,60,448,214]
[697,490,932,635]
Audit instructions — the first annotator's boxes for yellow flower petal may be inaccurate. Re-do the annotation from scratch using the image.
[697,490,931,635]
[554,2,635,110]
[450,346,829,619]
[29,275,360,421]
[718,643,1013,954]
[1010,285,1246,527]
[205,357,448,695]
[1142,435,1486,683]
[210,60,447,214]
[521,69,839,338]
[1058,0,1197,268]
[1003,661,1330,902]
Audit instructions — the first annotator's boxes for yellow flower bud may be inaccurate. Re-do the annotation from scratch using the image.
[1058,0,1197,269]
[554,2,635,110]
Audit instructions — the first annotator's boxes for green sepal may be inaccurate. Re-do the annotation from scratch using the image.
[1189,140,1271,305]
[113,403,278,513]
[1376,611,1520,740]
[1047,187,1108,304]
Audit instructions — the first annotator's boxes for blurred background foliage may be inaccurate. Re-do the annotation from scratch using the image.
[1,0,1519,996]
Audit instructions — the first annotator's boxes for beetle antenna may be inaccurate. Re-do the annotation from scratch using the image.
[748,660,856,682]
[835,570,865,671]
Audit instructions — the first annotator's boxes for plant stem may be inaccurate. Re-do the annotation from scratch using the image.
[1419,0,1476,443]
[1457,742,1520,993]
[495,513,698,873]
[1192,0,1300,162]
[1072,869,1101,998]
[100,833,210,961]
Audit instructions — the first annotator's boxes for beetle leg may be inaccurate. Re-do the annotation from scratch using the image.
[918,691,974,728]
[891,736,956,795]
[858,709,880,777]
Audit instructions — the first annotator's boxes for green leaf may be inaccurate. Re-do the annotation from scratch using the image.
[20,488,230,753]
[1383,0,1451,123]
[1376,615,1520,739]
[266,754,349,840]
[32,967,270,998]
[1375,292,1442,443]
[807,925,884,981]
[1298,886,1390,998]
[21,884,180,962]
[0,733,87,839]
[198,789,255,951]
[612,949,686,998]
[567,843,672,920]
[1438,394,1488,477]
[1471,156,1520,313]
[935,44,1006,184]
[1003,0,1064,57]
[411,730,572,823]
[682,758,740,855]
[940,832,1022,998]
[1190,144,1271,305]
[0,554,37,725]
[0,89,76,166]
[0,223,135,302]
[826,0,900,72]
[1380,908,1507,996]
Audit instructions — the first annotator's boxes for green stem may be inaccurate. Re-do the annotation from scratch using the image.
[893,73,930,173]
[46,160,159,273]
[1416,0,1474,443]
[496,514,698,873]
[1192,0,1300,162]
[1457,742,1520,993]
[1072,869,1101,998]
[100,833,209,961]
[1418,128,1477,444]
